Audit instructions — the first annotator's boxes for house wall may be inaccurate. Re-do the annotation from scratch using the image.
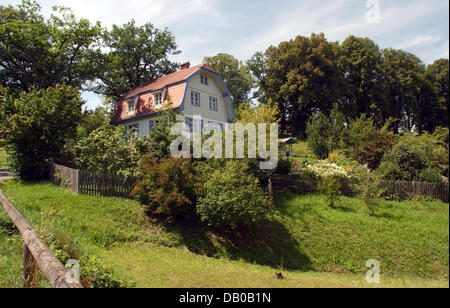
[183,72,233,123]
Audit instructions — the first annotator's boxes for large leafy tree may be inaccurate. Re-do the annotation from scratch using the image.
[338,36,385,123]
[203,53,253,109]
[382,48,426,133]
[5,84,83,180]
[263,33,343,138]
[0,0,102,95]
[418,59,449,132]
[91,20,180,100]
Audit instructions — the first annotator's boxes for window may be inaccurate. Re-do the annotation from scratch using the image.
[207,121,223,132]
[200,75,208,86]
[126,98,137,113]
[127,123,139,137]
[185,117,193,132]
[191,91,200,107]
[209,96,218,112]
[149,117,167,132]
[153,92,163,107]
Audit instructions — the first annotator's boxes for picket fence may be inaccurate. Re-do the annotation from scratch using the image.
[50,164,449,203]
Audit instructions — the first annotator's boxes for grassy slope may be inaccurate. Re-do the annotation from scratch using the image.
[291,141,318,164]
[0,141,7,168]
[1,180,448,288]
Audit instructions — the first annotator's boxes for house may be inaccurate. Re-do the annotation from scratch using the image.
[110,62,236,137]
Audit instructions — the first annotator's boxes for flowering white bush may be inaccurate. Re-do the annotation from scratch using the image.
[305,161,350,179]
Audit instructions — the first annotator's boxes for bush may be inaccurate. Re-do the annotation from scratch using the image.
[4,85,83,180]
[131,155,202,220]
[377,133,442,183]
[354,131,398,170]
[197,160,269,230]
[75,124,139,175]
[352,170,385,215]
[318,175,342,208]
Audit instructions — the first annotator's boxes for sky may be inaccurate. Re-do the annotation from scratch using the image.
[1,0,449,109]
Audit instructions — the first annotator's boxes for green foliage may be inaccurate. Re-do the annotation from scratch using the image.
[306,104,346,159]
[354,131,398,170]
[263,33,343,138]
[377,133,443,183]
[338,36,385,121]
[352,170,386,215]
[318,175,341,208]
[5,84,83,180]
[0,0,102,94]
[197,160,270,230]
[76,107,110,139]
[236,102,280,124]
[131,156,202,220]
[203,53,253,109]
[75,124,138,175]
[91,20,179,99]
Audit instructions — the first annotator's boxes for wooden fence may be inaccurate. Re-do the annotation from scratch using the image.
[0,189,82,288]
[50,164,449,203]
[78,170,137,198]
[49,163,136,199]
[269,174,449,203]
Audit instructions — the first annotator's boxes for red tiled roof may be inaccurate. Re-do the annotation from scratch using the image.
[122,64,216,100]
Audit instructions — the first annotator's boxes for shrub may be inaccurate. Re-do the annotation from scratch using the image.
[4,85,83,180]
[131,155,202,220]
[75,124,139,175]
[377,133,442,183]
[352,170,385,215]
[197,160,269,230]
[354,131,398,170]
[318,175,342,208]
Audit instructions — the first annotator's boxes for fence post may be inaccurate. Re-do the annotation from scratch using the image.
[268,179,273,206]
[22,243,37,287]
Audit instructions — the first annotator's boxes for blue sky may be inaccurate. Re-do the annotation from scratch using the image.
[1,0,449,109]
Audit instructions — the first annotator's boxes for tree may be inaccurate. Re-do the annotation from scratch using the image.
[338,36,385,122]
[203,53,253,109]
[382,48,426,133]
[76,107,110,139]
[306,104,346,159]
[0,0,102,95]
[418,59,449,132]
[5,84,83,180]
[246,51,268,102]
[263,33,343,138]
[91,20,180,100]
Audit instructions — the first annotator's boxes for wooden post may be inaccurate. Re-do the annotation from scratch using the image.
[22,243,37,287]
[268,179,273,206]
[0,190,82,288]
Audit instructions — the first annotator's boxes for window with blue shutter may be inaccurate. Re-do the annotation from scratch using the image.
[185,117,193,132]
[149,120,154,132]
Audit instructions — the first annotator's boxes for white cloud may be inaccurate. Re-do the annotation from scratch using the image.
[397,34,442,49]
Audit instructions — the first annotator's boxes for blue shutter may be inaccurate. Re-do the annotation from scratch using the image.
[185,117,193,132]
[149,120,154,132]
[219,123,224,132]
[134,123,139,136]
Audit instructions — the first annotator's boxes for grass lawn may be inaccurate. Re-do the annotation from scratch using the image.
[290,141,318,164]
[1,180,448,288]
[0,140,7,168]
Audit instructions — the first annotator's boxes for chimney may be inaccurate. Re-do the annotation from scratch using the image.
[180,62,190,70]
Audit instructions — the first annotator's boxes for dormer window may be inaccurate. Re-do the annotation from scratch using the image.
[126,97,138,113]
[153,92,163,107]
[200,75,208,86]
